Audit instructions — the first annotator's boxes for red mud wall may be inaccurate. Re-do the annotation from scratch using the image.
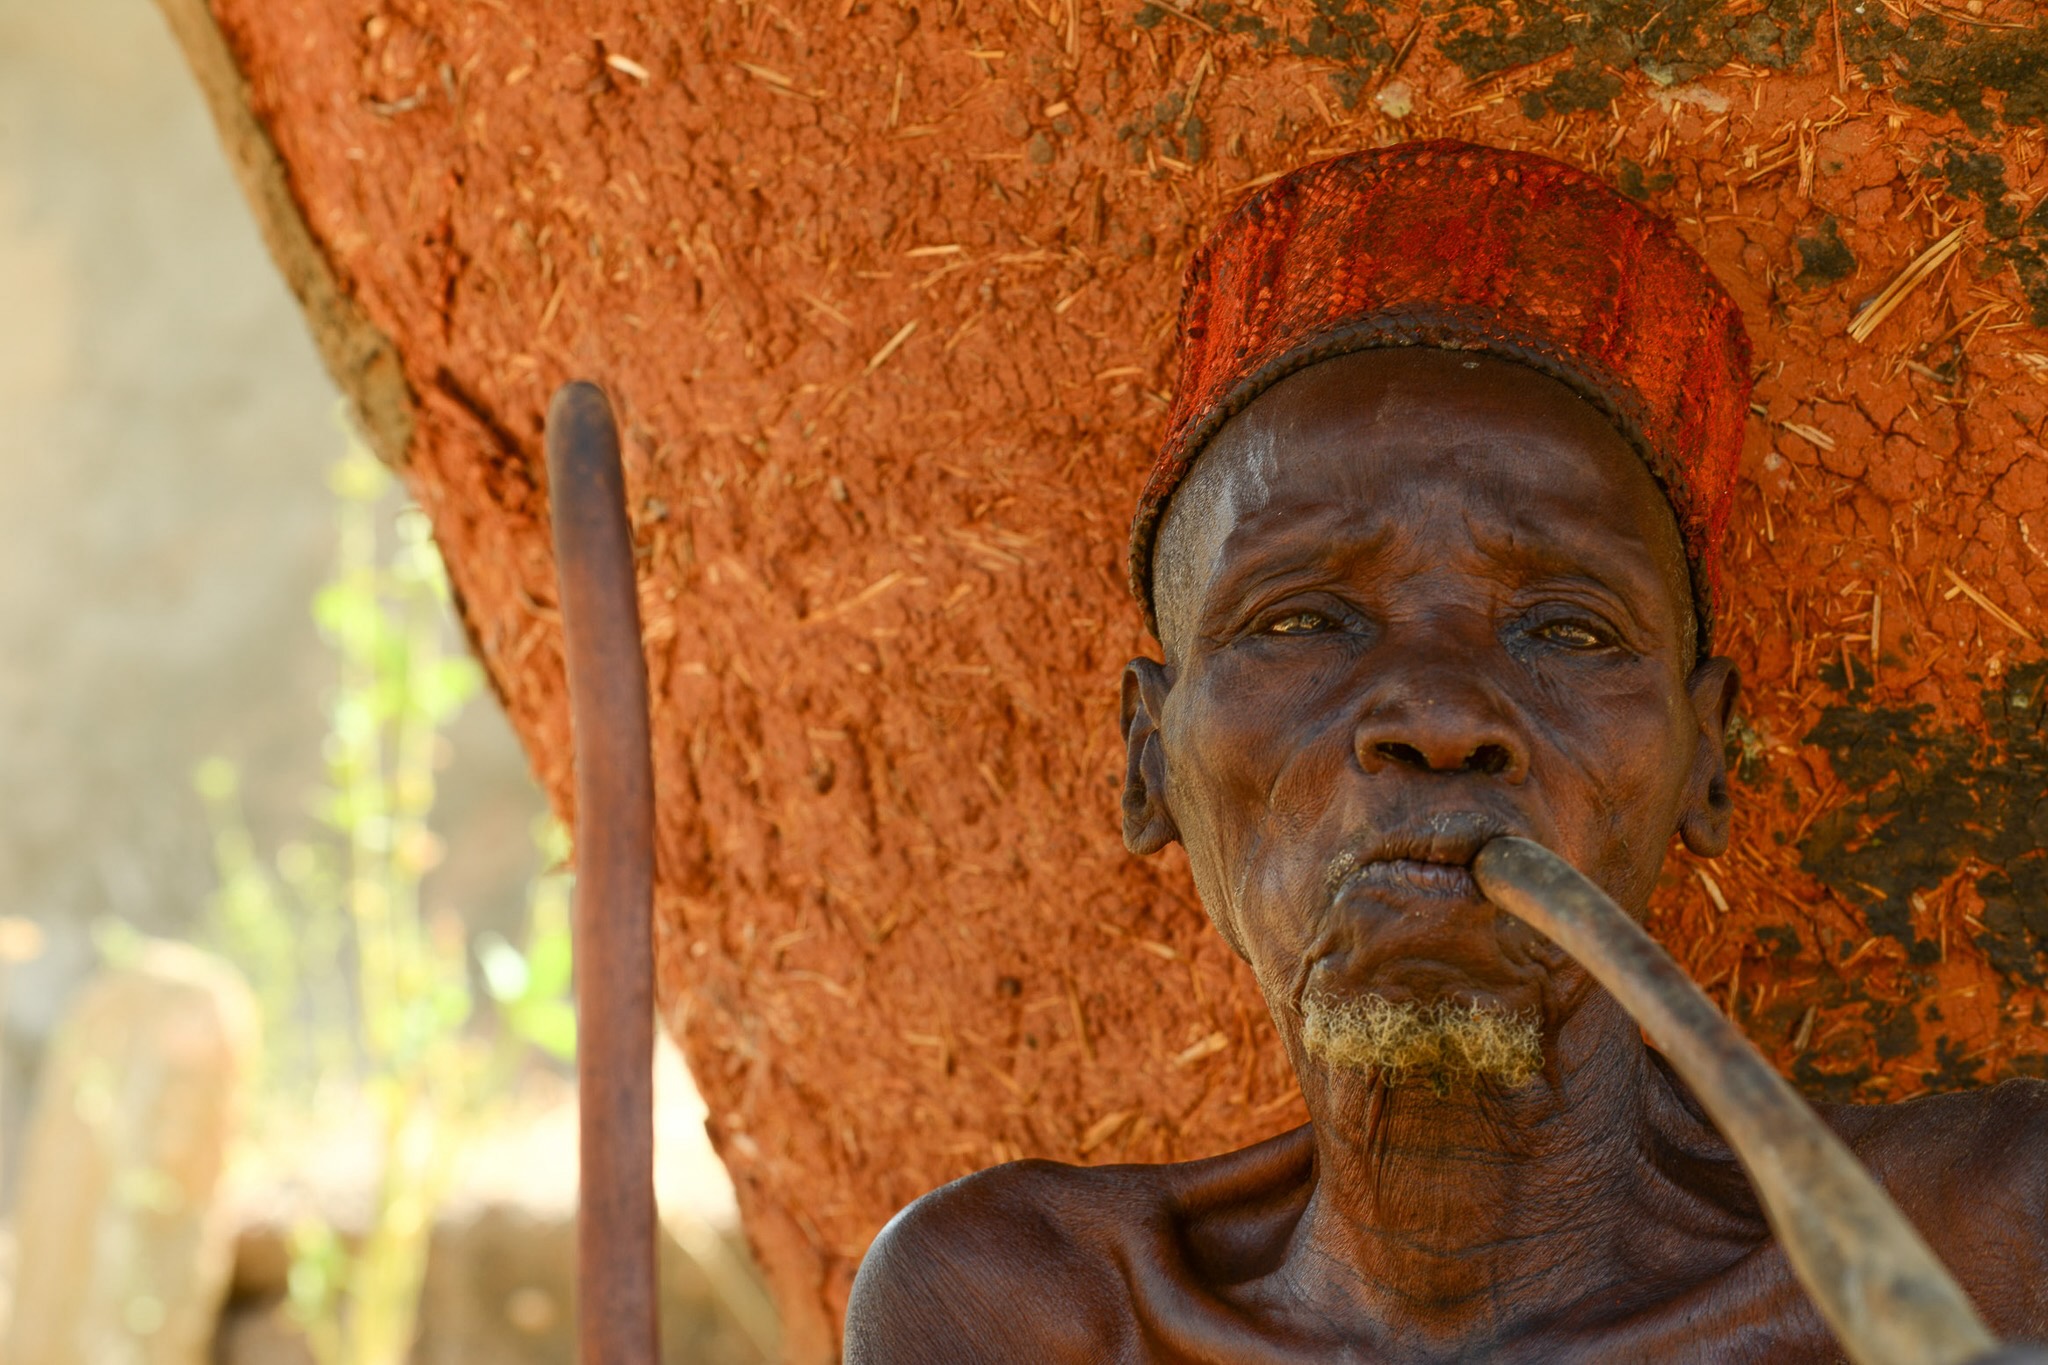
[202,0,2048,1354]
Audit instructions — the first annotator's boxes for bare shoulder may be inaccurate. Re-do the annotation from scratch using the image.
[842,1159,1146,1365]
[844,1124,1316,1363]
[1834,1076,2048,1190]
[1826,1078,2048,1336]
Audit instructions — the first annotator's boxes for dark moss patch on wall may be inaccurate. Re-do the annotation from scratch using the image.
[1923,1035,1986,1091]
[1133,0,1284,47]
[1755,958,1888,1101]
[1867,998,1922,1061]
[1133,0,1396,107]
[1917,142,2048,327]
[1117,89,1207,164]
[1453,1,2048,136]
[1132,0,1826,115]
[1129,0,2048,175]
[1288,0,1402,109]
[1933,146,2025,237]
[1435,0,1822,115]
[1617,157,1676,202]
[1847,15,2048,137]
[1756,923,1803,959]
[1801,660,2048,986]
[2012,203,2048,328]
[1848,20,2048,317]
[1793,1053,1873,1103]
[1794,215,1857,287]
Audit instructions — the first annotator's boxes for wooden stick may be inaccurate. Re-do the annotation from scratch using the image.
[1473,837,2001,1365]
[548,381,659,1365]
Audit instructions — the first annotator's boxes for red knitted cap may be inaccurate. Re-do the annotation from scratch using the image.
[1129,139,1753,648]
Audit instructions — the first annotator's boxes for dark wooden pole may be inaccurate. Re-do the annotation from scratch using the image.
[548,381,659,1365]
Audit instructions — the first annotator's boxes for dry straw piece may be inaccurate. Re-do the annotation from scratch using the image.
[864,319,919,374]
[1847,226,1967,343]
[1779,419,1836,450]
[1942,567,2036,645]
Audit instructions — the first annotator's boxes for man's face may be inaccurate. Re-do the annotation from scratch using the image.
[1123,348,1736,1059]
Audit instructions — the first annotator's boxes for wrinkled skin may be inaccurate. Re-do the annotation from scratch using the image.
[844,350,2048,1362]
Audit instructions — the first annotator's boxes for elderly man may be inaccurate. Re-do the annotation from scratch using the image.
[841,142,2048,1361]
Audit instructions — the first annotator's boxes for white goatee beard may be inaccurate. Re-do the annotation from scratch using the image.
[1299,992,1543,1093]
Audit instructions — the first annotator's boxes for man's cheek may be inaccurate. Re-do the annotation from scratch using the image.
[1236,841,1335,970]
[1167,708,1316,863]
[1557,741,1685,911]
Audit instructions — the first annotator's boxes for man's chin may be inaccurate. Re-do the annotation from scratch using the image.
[1299,991,1543,1094]
[1303,892,1567,1022]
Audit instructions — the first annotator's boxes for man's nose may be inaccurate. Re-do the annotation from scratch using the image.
[1352,672,1529,782]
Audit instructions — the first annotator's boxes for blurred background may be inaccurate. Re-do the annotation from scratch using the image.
[0,0,773,1358]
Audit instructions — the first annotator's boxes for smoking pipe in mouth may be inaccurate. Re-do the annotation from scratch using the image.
[1474,837,2045,1365]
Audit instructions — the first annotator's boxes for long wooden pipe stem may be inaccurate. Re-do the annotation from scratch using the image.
[1473,836,2005,1365]
[547,381,660,1365]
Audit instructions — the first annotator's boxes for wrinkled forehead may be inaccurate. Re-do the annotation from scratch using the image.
[1150,348,1693,657]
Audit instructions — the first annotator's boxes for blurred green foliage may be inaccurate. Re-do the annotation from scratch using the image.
[193,417,572,1365]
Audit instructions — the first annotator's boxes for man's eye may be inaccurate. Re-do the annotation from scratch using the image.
[1267,611,1329,636]
[1535,621,1606,649]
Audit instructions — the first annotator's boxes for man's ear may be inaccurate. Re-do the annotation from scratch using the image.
[1679,655,1740,857]
[1120,657,1180,855]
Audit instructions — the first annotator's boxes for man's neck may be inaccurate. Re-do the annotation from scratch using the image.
[1283,990,1742,1350]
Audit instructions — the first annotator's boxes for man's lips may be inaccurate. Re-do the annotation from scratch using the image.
[1327,812,1516,904]
[1346,857,1482,899]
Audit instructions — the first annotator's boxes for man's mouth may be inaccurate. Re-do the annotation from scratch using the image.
[1348,857,1481,898]
[1328,812,1514,904]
